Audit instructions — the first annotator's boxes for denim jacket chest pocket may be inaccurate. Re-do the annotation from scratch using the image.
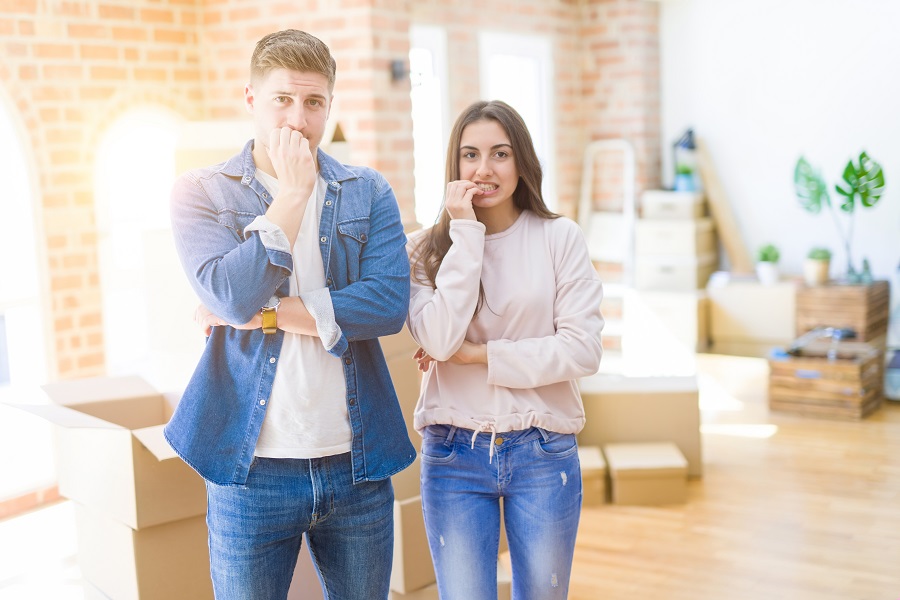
[337,217,370,282]
[218,209,260,241]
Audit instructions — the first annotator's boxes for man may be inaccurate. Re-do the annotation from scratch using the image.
[165,29,415,600]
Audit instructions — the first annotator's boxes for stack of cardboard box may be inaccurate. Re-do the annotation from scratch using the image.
[628,190,714,354]
[20,376,211,600]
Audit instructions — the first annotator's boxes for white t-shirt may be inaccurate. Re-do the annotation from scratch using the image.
[253,170,352,458]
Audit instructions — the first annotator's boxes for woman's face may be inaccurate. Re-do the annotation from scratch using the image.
[458,119,519,211]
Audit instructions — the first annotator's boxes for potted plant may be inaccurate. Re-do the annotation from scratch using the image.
[794,151,886,283]
[803,247,831,286]
[756,243,780,285]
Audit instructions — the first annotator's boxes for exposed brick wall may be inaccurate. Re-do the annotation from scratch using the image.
[0,0,205,379]
[1,0,660,381]
[198,0,416,225]
[581,0,661,206]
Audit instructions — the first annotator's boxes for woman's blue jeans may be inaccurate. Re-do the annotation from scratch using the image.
[205,453,394,600]
[420,425,582,600]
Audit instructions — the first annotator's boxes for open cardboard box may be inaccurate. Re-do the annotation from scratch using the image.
[76,503,212,600]
[14,375,206,530]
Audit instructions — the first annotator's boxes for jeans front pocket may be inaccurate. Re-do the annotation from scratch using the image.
[420,426,458,464]
[533,430,578,459]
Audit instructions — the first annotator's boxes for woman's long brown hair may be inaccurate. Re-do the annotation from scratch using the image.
[411,100,559,315]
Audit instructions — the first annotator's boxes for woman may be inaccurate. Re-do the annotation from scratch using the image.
[406,100,604,599]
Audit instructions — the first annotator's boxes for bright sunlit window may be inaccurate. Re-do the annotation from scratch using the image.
[0,95,47,388]
[479,31,557,209]
[94,109,179,381]
[410,25,450,228]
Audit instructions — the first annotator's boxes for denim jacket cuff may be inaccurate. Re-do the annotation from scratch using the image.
[244,215,291,254]
[299,288,343,352]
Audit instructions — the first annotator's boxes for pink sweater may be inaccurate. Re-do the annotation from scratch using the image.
[407,210,604,435]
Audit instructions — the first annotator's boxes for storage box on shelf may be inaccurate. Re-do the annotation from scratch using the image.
[603,442,688,505]
[635,190,718,292]
[635,218,716,257]
[635,253,718,292]
[795,281,890,350]
[769,339,883,419]
[641,190,706,219]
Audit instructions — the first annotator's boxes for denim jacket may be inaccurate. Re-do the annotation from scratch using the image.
[164,140,415,486]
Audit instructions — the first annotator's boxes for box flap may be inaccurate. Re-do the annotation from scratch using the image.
[11,402,123,430]
[42,375,158,407]
[132,424,179,462]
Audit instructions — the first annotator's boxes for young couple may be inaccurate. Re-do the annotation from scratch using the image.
[167,29,603,600]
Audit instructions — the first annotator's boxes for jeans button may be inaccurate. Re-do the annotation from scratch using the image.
[494,437,504,446]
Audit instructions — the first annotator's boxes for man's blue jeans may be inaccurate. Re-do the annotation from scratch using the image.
[205,453,394,600]
[420,425,582,599]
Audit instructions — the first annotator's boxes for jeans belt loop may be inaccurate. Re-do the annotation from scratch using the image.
[445,425,458,446]
[536,427,551,443]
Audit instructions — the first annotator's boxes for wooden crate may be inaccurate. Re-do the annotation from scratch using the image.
[768,340,883,419]
[795,281,890,347]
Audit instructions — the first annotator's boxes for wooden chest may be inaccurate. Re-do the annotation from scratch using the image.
[795,280,890,348]
[768,340,883,419]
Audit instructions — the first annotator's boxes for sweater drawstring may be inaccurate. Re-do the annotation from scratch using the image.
[470,420,498,464]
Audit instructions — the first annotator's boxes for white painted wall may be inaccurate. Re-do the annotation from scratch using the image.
[660,0,900,284]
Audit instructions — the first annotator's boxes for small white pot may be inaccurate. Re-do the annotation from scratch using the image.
[803,258,830,286]
[755,261,779,285]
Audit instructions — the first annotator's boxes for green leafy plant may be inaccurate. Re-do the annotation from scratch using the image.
[757,243,780,263]
[807,247,832,260]
[794,151,886,281]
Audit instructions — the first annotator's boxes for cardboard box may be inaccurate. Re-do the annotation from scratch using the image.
[707,278,797,355]
[578,375,702,477]
[635,253,717,291]
[641,190,705,219]
[604,442,688,505]
[382,326,423,452]
[391,457,435,594]
[17,376,206,530]
[635,218,716,257]
[75,503,213,600]
[578,446,607,506]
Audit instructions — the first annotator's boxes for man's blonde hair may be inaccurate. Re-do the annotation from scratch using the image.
[250,29,336,90]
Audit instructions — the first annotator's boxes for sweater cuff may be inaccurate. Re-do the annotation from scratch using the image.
[244,215,291,254]
[299,288,342,351]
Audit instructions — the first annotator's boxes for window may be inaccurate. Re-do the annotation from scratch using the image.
[478,31,557,209]
[410,25,450,228]
[0,94,48,388]
[95,109,199,389]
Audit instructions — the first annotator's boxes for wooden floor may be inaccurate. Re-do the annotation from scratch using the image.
[569,353,900,600]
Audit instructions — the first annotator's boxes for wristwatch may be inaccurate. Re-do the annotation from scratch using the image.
[260,296,281,335]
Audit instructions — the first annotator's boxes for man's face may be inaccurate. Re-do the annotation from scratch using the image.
[245,68,332,155]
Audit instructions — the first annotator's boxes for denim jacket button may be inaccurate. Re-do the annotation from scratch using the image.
[325,200,332,206]
[349,398,356,406]
[344,357,352,365]
[320,236,327,243]
[259,399,267,406]
[326,278,332,286]
[269,357,276,364]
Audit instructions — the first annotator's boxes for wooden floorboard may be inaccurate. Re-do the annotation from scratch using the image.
[569,353,900,599]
